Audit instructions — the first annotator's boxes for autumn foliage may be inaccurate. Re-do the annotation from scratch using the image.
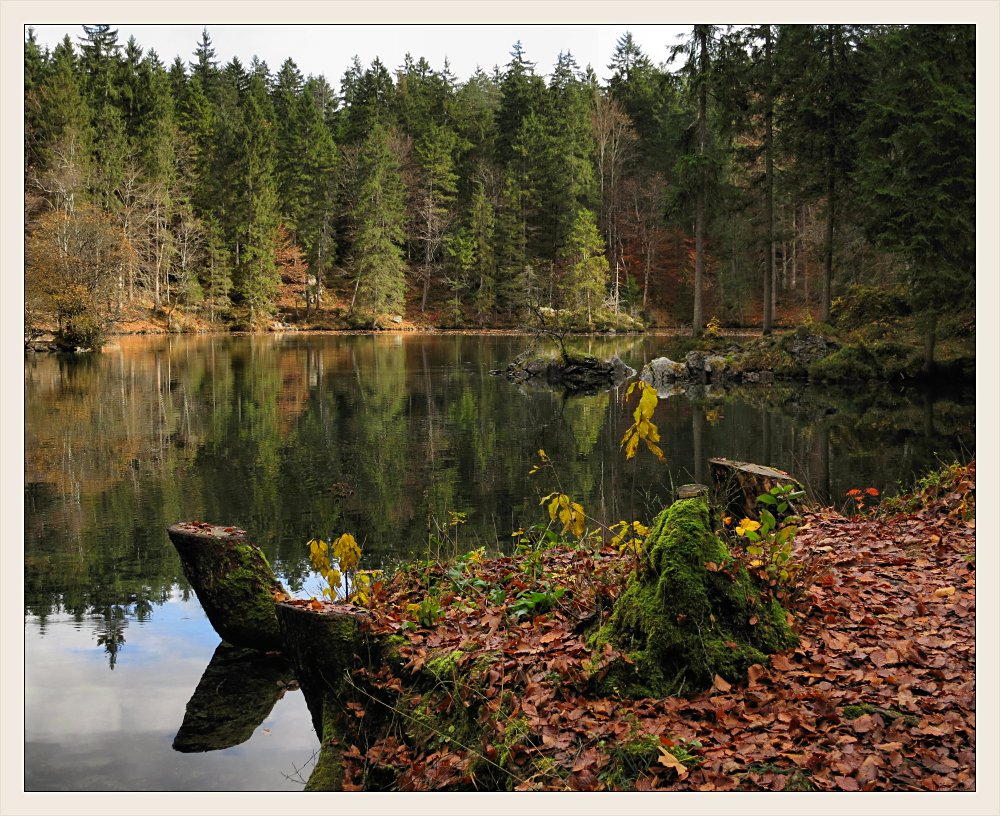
[305,460,975,792]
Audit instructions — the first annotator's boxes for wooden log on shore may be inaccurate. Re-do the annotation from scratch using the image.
[708,458,807,521]
[167,522,288,651]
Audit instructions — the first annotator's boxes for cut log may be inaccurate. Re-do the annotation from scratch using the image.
[676,483,709,500]
[167,522,287,651]
[709,458,807,521]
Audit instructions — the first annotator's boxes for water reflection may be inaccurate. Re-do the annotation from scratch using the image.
[25,332,975,626]
[23,332,974,790]
[173,644,296,753]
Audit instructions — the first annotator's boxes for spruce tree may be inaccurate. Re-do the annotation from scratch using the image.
[231,71,282,326]
[853,24,975,369]
[349,123,408,320]
[559,208,609,320]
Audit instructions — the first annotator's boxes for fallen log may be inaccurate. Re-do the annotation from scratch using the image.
[709,457,808,521]
[167,522,287,651]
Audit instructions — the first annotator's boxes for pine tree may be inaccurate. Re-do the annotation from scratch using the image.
[32,36,93,216]
[413,123,458,311]
[537,52,597,260]
[853,24,975,369]
[349,123,408,320]
[295,77,339,309]
[78,24,127,211]
[777,24,867,322]
[559,208,609,320]
[230,72,282,326]
[670,24,720,334]
[468,179,497,318]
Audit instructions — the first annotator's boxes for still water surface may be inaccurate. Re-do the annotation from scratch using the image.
[23,332,974,791]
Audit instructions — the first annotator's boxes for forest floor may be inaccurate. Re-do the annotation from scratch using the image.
[320,461,976,792]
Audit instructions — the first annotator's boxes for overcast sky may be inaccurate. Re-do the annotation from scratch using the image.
[27,23,694,90]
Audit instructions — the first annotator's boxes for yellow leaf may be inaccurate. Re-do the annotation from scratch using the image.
[933,586,956,598]
[624,431,640,460]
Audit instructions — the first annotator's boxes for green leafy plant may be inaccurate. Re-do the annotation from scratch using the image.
[406,594,444,628]
[509,587,567,620]
[733,483,805,587]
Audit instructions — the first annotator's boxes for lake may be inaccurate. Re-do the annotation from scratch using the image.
[22,331,975,791]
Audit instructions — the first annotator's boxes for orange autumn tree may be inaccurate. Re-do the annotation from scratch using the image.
[275,225,313,311]
[25,204,133,349]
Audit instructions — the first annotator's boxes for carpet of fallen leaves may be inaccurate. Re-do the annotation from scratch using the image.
[330,462,975,792]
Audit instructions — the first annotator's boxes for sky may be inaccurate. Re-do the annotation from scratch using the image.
[27,23,694,90]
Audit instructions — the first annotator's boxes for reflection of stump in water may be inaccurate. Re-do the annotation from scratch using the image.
[172,643,296,753]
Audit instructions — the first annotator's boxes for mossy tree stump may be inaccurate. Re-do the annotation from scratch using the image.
[594,496,796,698]
[167,522,287,651]
[275,601,385,792]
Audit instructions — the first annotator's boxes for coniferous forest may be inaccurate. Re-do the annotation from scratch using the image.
[24,25,975,360]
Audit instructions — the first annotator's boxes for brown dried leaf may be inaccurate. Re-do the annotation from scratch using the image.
[657,746,689,779]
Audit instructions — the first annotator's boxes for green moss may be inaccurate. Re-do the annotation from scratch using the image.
[841,703,919,726]
[498,715,531,769]
[304,697,345,791]
[808,343,881,382]
[426,649,463,681]
[596,497,796,698]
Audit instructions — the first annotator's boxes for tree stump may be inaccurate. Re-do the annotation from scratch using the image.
[709,458,807,521]
[275,600,383,792]
[676,483,709,500]
[594,496,796,697]
[167,522,287,651]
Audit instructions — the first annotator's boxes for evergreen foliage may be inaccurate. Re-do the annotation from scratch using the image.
[22,24,976,351]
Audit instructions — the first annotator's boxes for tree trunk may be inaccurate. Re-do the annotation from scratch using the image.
[693,28,709,335]
[708,457,808,521]
[763,26,774,334]
[922,312,938,372]
[821,26,837,324]
[166,522,287,651]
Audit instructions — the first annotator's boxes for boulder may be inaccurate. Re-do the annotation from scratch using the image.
[639,357,687,390]
[704,354,728,380]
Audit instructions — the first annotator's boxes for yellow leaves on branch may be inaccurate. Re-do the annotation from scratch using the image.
[620,380,666,463]
[308,532,372,604]
[541,492,587,538]
[610,519,650,556]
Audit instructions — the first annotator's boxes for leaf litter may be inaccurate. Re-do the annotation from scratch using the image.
[328,462,975,792]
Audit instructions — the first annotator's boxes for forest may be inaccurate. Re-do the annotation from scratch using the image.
[24,24,974,360]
